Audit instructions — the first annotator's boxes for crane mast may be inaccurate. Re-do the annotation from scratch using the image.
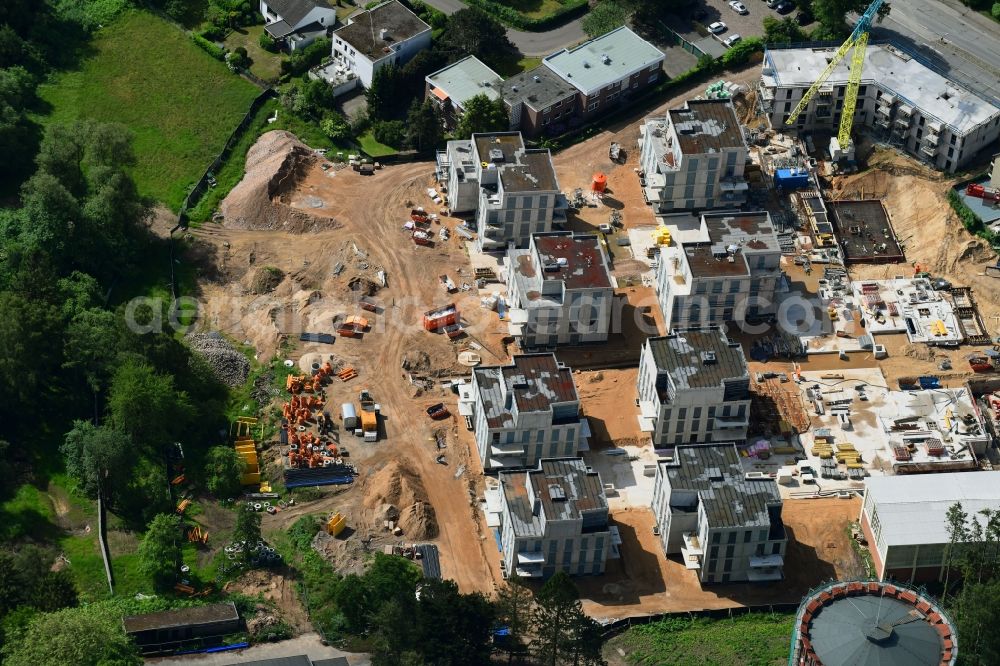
[784,0,885,158]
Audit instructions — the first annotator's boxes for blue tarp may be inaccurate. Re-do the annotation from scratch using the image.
[492,527,502,552]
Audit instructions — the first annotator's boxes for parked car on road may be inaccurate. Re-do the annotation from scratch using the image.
[728,1,749,14]
[708,21,727,33]
[776,1,795,13]
[723,34,742,46]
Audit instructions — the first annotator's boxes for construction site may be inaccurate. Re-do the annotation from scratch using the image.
[169,0,1000,626]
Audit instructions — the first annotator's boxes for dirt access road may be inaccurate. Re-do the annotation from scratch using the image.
[188,155,506,595]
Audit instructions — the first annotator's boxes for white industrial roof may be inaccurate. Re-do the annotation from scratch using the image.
[763,44,1000,134]
[543,26,663,96]
[426,56,502,108]
[865,471,1000,547]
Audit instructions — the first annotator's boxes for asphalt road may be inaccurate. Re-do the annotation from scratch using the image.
[862,0,1000,105]
[420,0,587,56]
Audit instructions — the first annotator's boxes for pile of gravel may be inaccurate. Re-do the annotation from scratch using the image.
[188,333,251,387]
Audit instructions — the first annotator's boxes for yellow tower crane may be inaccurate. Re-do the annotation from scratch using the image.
[785,0,886,163]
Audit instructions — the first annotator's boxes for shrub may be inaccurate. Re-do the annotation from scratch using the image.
[720,37,764,68]
[259,31,277,52]
[200,24,227,41]
[191,33,226,60]
[321,113,351,142]
[948,188,998,247]
[372,120,406,147]
[993,2,1000,19]
[281,37,331,76]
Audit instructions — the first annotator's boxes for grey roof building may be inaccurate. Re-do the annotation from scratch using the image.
[261,0,337,51]
[498,458,610,579]
[652,444,786,584]
[638,328,751,448]
[543,26,664,98]
[461,353,588,471]
[426,56,503,128]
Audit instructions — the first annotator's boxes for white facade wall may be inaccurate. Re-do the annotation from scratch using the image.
[506,278,612,350]
[332,26,431,88]
[763,82,1000,173]
[639,129,748,212]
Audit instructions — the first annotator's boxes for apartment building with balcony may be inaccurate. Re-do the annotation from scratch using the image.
[543,26,664,124]
[655,211,783,328]
[435,139,480,213]
[637,328,751,448]
[500,64,580,138]
[652,444,787,584]
[759,44,1000,173]
[425,56,503,130]
[498,458,610,579]
[638,100,749,213]
[331,1,430,89]
[461,354,589,471]
[506,232,614,350]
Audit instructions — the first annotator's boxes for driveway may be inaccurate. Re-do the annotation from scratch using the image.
[420,0,464,13]
[148,633,370,666]
[695,0,802,41]
[862,0,1000,106]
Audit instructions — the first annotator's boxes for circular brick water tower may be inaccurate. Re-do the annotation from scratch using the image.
[791,580,957,666]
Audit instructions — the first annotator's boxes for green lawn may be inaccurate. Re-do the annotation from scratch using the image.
[358,131,398,158]
[493,54,543,78]
[224,25,283,81]
[37,10,260,211]
[498,0,565,20]
[606,613,795,666]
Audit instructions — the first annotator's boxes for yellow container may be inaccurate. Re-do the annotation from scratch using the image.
[327,512,346,536]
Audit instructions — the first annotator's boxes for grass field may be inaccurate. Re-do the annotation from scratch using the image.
[494,54,543,77]
[358,131,398,158]
[223,25,283,81]
[37,10,260,211]
[499,0,566,20]
[606,613,795,666]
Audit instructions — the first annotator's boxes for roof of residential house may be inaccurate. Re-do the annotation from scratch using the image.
[682,211,780,279]
[763,44,1000,134]
[663,445,781,528]
[543,26,664,95]
[864,471,1000,547]
[474,354,578,429]
[501,458,608,537]
[122,602,239,634]
[335,0,430,61]
[526,233,613,290]
[266,0,333,27]
[426,56,503,108]
[501,65,578,112]
[668,100,745,155]
[473,132,525,163]
[647,328,748,390]
[499,150,559,192]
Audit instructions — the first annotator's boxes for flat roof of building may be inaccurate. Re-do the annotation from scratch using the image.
[681,211,780,279]
[426,55,503,107]
[122,602,238,634]
[501,458,607,537]
[528,233,613,290]
[663,445,781,528]
[763,44,1000,133]
[474,354,578,428]
[335,0,429,61]
[500,150,559,192]
[501,64,578,112]
[543,26,664,96]
[647,328,748,390]
[864,472,1000,546]
[473,132,524,162]
[669,100,745,154]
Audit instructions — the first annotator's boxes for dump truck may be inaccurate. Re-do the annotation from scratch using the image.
[359,389,379,442]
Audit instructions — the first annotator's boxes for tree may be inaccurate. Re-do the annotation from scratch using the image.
[412,579,496,666]
[532,572,590,666]
[233,502,262,566]
[64,308,123,395]
[454,94,509,139]
[29,571,79,612]
[138,513,182,590]
[2,604,142,666]
[496,575,533,662]
[367,63,402,121]
[0,551,25,616]
[405,100,443,152]
[763,16,807,44]
[107,359,194,454]
[203,445,244,497]
[583,2,629,38]
[372,120,406,147]
[321,112,351,142]
[810,0,890,40]
[61,421,131,501]
[441,8,513,68]
[953,580,1000,666]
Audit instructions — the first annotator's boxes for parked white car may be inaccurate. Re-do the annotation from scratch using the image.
[708,21,727,34]
[723,34,742,47]
[728,0,749,14]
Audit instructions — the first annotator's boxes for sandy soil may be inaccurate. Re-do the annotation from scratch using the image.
[578,497,862,620]
[225,569,312,632]
[184,145,507,596]
[575,368,645,447]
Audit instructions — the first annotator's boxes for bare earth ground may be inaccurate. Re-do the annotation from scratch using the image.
[578,497,863,621]
[185,142,506,596]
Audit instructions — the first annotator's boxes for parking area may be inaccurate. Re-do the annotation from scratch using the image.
[679,0,810,45]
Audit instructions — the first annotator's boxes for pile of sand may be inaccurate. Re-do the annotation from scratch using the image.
[363,460,438,539]
[220,131,332,233]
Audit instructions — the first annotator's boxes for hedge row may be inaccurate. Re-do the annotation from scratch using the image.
[947,188,998,247]
[191,33,225,60]
[464,0,589,31]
